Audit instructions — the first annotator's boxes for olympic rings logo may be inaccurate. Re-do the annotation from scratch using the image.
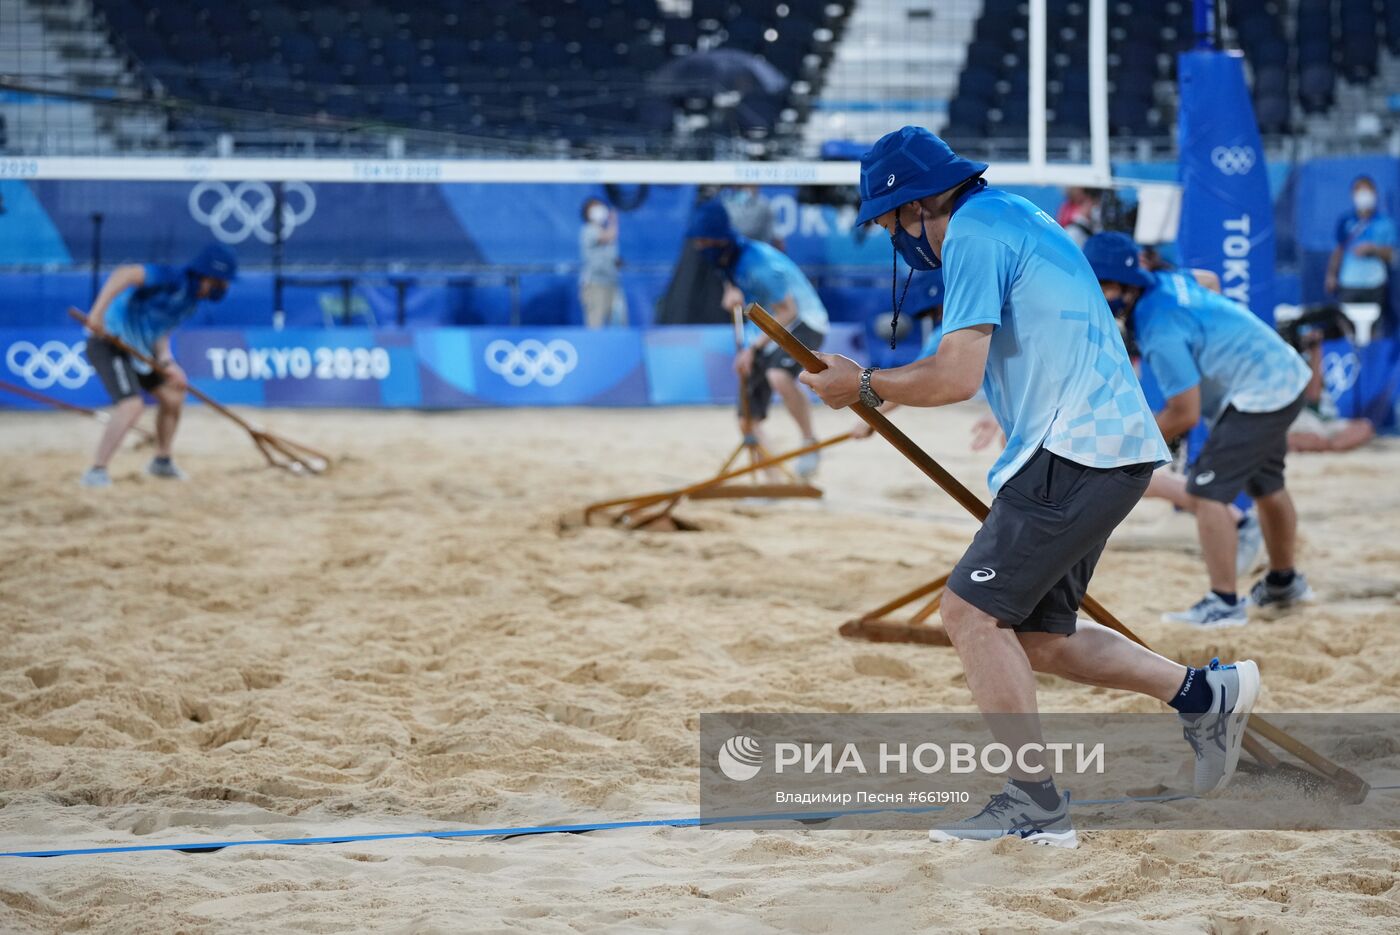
[1210,146,1256,176]
[484,339,578,387]
[1322,350,1360,397]
[6,340,93,389]
[188,180,317,245]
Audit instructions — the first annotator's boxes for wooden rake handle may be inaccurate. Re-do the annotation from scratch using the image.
[69,308,258,432]
[745,302,1369,800]
[69,308,330,474]
[0,378,158,444]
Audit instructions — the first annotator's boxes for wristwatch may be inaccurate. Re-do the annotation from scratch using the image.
[859,367,883,408]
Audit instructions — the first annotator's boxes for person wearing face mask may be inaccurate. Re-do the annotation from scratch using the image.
[1083,232,1314,629]
[579,198,626,328]
[80,243,238,487]
[802,128,1259,850]
[1326,176,1396,319]
[686,199,829,476]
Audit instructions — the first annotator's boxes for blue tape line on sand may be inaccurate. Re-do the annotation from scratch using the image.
[0,804,947,859]
[6,785,1398,859]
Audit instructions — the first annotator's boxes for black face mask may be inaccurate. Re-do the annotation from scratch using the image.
[206,279,228,302]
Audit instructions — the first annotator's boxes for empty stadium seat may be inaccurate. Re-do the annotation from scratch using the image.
[90,0,843,151]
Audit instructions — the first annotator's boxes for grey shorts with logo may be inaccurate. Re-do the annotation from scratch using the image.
[1187,393,1306,504]
[947,448,1154,635]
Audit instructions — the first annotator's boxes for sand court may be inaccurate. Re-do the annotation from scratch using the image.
[2,402,1400,932]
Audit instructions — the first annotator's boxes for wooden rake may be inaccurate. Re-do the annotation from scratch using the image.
[582,432,852,531]
[579,305,840,531]
[68,309,331,475]
[746,301,1369,804]
[0,378,157,446]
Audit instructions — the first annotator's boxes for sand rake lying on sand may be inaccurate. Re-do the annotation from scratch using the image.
[0,378,157,446]
[746,301,1371,804]
[838,570,955,646]
[579,305,847,531]
[68,308,331,475]
[581,432,852,531]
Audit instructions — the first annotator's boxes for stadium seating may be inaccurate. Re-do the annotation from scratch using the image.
[88,0,852,153]
[946,0,1400,143]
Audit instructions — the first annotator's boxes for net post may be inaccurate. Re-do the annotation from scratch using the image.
[1028,0,1047,176]
[1089,0,1110,182]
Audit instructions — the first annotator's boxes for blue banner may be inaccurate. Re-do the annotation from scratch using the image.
[0,324,861,410]
[1177,50,1278,321]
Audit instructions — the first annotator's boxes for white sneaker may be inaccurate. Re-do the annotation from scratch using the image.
[1179,658,1261,794]
[1162,592,1248,628]
[794,439,821,479]
[79,466,111,488]
[1235,511,1264,577]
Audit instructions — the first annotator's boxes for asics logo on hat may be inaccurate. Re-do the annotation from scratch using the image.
[887,174,896,187]
[970,568,997,582]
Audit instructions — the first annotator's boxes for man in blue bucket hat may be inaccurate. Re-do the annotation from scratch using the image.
[81,243,238,487]
[801,127,1261,848]
[687,199,830,477]
[1083,231,1313,627]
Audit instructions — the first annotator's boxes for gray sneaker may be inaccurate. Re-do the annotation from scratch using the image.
[146,457,188,480]
[928,781,1078,848]
[794,439,821,479]
[1180,658,1261,794]
[79,466,111,488]
[1235,511,1264,577]
[1162,592,1248,628]
[1248,573,1315,612]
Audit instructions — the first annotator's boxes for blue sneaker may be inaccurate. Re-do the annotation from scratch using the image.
[1180,658,1261,794]
[928,781,1078,848]
[1162,592,1248,628]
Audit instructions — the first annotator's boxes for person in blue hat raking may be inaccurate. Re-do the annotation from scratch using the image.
[1083,231,1314,626]
[80,243,238,487]
[800,127,1263,848]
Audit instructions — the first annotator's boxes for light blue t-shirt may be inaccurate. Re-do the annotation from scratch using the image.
[1133,270,1310,422]
[1336,212,1397,290]
[104,264,202,366]
[733,237,829,343]
[941,188,1169,493]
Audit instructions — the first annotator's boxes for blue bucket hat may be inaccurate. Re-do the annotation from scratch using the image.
[685,200,736,242]
[855,126,989,227]
[187,243,239,281]
[1082,232,1153,288]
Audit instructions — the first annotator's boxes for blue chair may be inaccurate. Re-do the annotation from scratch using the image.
[1298,62,1335,113]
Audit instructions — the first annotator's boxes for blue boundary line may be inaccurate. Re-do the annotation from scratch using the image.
[0,804,947,859]
[5,786,1397,859]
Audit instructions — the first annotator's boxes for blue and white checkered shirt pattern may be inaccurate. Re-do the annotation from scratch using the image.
[940,189,1170,493]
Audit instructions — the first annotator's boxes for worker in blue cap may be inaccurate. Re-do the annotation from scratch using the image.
[800,126,1260,848]
[81,243,238,487]
[1083,231,1313,626]
[687,199,830,477]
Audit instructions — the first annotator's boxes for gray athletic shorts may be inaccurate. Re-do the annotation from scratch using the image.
[87,337,163,402]
[1187,393,1306,504]
[947,448,1153,635]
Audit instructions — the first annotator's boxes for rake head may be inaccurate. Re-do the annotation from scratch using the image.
[252,431,332,475]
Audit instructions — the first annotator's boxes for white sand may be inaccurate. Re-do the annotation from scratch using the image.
[2,402,1398,933]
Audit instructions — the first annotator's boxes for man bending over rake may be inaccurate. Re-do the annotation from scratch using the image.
[800,127,1260,849]
[79,244,237,488]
